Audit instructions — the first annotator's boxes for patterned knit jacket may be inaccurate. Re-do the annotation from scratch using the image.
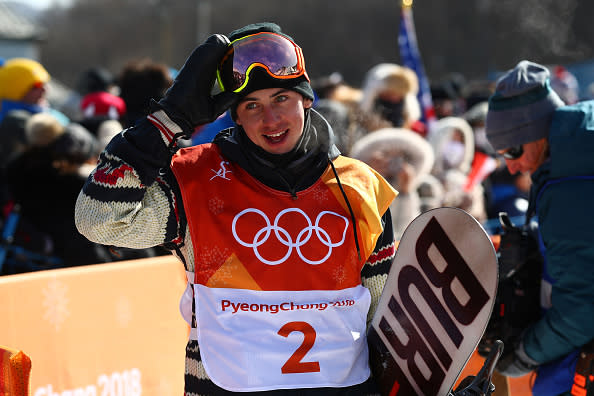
[75,109,397,396]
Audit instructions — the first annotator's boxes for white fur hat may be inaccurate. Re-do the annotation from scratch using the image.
[350,127,434,187]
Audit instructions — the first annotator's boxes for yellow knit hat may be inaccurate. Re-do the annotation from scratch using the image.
[0,58,50,101]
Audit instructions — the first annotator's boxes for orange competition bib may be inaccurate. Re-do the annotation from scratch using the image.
[171,143,396,391]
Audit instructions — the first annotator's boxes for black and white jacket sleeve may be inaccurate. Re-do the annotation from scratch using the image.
[74,110,193,269]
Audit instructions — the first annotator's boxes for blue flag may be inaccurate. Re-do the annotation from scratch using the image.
[398,5,436,130]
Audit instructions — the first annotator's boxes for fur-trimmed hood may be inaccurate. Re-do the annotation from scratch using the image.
[349,127,434,189]
[427,116,475,175]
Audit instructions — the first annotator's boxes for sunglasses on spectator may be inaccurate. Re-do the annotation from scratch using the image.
[501,145,524,160]
[217,32,309,93]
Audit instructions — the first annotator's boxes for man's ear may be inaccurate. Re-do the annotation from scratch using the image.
[304,98,313,109]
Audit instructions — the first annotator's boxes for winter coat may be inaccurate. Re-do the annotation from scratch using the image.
[350,127,434,239]
[524,100,594,364]
[427,116,487,222]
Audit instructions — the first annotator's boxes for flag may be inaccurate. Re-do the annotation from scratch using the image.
[398,2,437,131]
[464,151,497,193]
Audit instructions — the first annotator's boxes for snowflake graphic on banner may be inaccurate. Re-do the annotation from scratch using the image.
[42,277,70,331]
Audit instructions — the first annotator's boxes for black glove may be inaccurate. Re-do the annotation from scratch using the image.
[155,34,238,137]
[495,338,539,377]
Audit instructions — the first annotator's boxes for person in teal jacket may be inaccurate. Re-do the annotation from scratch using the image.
[485,60,594,396]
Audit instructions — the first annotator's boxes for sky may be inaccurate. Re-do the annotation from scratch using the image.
[15,0,73,10]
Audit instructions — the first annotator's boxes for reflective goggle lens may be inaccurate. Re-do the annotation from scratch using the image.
[217,32,307,93]
[501,145,524,160]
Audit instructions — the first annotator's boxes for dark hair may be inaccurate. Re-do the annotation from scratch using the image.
[76,67,114,95]
[117,59,173,127]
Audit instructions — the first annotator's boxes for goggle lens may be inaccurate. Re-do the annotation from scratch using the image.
[501,145,524,160]
[217,32,307,93]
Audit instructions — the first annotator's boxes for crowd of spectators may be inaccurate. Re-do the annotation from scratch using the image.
[0,57,173,274]
[0,55,585,274]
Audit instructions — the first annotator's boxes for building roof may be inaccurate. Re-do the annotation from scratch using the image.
[0,2,44,40]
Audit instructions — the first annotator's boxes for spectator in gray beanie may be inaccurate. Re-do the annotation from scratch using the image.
[486,60,564,157]
[485,60,594,396]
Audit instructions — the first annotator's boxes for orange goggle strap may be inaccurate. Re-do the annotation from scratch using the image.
[216,32,308,93]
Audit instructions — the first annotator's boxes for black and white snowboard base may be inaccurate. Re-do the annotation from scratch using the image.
[368,207,498,396]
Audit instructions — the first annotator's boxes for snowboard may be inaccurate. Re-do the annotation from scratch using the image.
[368,207,498,396]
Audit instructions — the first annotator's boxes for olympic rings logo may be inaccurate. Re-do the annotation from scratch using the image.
[232,208,349,265]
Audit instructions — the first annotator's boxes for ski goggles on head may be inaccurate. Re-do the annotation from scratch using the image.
[216,32,309,93]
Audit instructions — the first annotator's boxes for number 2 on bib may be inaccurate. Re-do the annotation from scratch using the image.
[278,321,321,374]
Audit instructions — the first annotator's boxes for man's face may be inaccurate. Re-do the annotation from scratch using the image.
[21,83,47,106]
[235,88,312,155]
[498,138,549,175]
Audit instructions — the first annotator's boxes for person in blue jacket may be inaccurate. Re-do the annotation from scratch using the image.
[485,60,594,396]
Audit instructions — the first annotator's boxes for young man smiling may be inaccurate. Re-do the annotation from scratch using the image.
[75,22,398,395]
[235,88,312,154]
